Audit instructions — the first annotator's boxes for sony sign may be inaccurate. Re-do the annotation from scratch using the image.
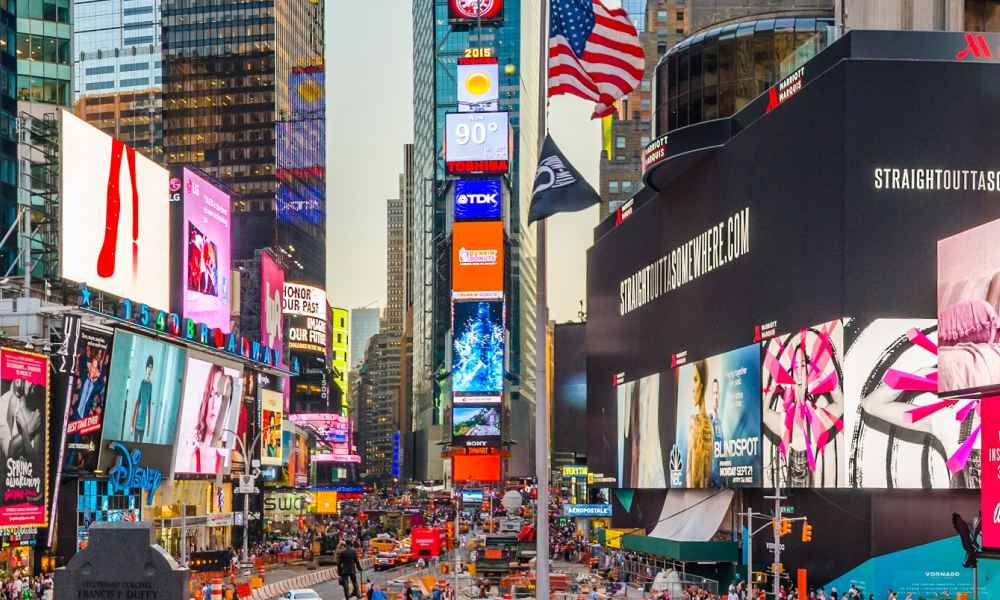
[455,179,502,221]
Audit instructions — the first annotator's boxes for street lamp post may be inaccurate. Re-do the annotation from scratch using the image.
[221,423,281,565]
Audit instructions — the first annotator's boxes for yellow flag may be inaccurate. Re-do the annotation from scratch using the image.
[602,114,613,160]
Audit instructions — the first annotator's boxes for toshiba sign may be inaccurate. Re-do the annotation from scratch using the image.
[453,221,503,294]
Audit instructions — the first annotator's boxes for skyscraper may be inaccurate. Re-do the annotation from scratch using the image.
[385,195,405,336]
[161,0,326,287]
[0,3,15,276]
[350,307,380,368]
[71,0,163,159]
[357,331,401,482]
[621,0,648,31]
[15,0,71,106]
[411,0,538,480]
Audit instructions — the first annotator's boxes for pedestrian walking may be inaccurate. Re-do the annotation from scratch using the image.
[337,541,363,600]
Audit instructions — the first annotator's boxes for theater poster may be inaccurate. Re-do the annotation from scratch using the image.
[0,348,48,527]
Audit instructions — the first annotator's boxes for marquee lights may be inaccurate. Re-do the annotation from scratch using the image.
[78,284,295,374]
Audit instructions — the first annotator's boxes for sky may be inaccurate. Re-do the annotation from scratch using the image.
[327,1,602,324]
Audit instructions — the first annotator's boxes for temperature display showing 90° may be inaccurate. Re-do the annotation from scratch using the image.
[445,111,509,164]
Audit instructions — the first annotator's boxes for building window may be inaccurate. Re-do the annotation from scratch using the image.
[123,36,154,46]
[15,33,69,65]
[622,181,634,192]
[615,135,626,149]
[85,65,114,76]
[123,5,152,16]
[676,28,685,34]
[658,43,667,56]
[641,80,651,91]
[640,136,650,146]
[119,76,149,87]
[119,62,148,72]
[609,181,619,193]
[676,11,685,21]
[657,10,667,21]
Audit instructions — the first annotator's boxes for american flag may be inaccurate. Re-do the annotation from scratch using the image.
[548,0,645,119]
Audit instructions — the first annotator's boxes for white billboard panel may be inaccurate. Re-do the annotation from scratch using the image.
[445,112,509,163]
[457,62,499,112]
[60,110,171,308]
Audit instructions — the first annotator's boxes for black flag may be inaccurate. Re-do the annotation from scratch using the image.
[528,134,601,223]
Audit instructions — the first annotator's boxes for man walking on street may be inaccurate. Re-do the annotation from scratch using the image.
[337,541,363,599]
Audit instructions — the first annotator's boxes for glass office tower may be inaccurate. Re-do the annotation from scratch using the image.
[161,0,326,287]
[72,0,163,159]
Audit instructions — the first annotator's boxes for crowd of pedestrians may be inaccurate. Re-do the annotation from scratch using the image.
[0,575,52,600]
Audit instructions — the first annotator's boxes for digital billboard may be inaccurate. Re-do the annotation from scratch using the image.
[182,168,232,332]
[99,331,185,474]
[554,323,587,456]
[452,222,504,294]
[454,179,502,221]
[277,66,325,225]
[985,397,1000,549]
[461,489,484,503]
[283,283,326,319]
[60,110,171,308]
[671,344,762,488]
[616,372,673,489]
[938,216,1000,395]
[761,320,845,488]
[445,112,509,175]
[453,453,501,482]
[173,353,243,476]
[260,389,283,465]
[452,300,504,402]
[452,405,501,448]
[63,328,113,473]
[588,38,1000,492]
[457,60,499,112]
[448,0,503,22]
[0,349,49,528]
[260,253,285,369]
[284,283,327,357]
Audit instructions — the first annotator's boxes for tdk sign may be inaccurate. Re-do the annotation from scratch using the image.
[455,179,502,221]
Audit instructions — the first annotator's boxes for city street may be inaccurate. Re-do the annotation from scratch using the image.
[0,0,997,599]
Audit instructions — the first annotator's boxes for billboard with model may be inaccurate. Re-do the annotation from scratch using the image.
[182,168,232,332]
[99,331,185,473]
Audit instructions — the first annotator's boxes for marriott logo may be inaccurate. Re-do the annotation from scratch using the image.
[956,32,997,60]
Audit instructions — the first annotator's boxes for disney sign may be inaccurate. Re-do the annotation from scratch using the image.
[107,442,163,506]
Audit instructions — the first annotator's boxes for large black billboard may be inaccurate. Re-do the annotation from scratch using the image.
[588,34,1000,491]
[553,323,586,456]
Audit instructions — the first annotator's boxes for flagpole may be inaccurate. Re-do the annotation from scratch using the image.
[535,1,551,600]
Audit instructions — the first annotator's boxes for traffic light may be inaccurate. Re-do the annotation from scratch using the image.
[801,521,813,543]
[780,518,792,537]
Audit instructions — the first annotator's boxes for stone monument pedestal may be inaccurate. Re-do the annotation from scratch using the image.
[54,521,189,600]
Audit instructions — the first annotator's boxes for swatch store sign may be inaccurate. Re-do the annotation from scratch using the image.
[264,492,312,516]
